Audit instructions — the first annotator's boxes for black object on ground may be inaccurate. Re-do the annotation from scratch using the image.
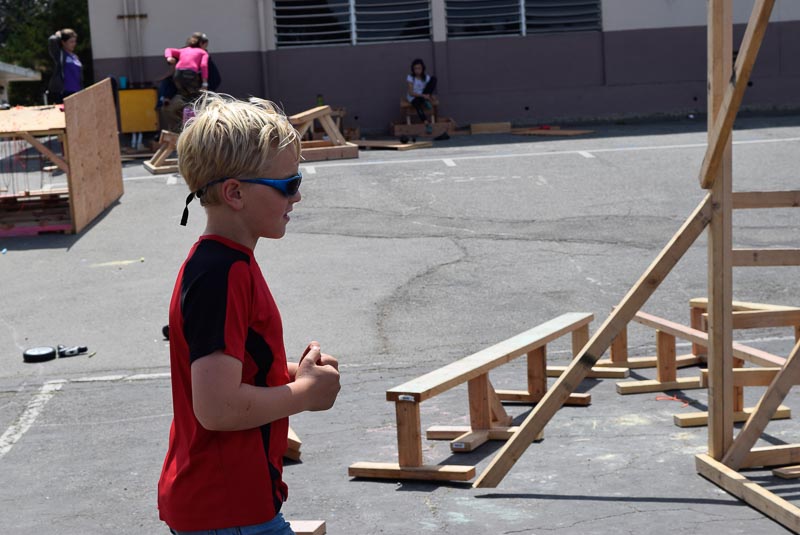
[23,346,57,363]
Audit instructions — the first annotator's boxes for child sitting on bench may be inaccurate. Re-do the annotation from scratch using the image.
[406,58,437,133]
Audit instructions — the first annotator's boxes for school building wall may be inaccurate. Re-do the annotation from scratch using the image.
[88,0,800,133]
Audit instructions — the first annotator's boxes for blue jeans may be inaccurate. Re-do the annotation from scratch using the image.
[170,513,295,535]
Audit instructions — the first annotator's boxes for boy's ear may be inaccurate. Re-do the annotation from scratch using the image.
[220,180,244,208]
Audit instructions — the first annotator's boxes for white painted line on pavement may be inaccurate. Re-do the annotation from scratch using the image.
[442,159,456,167]
[302,166,316,174]
[0,380,65,460]
[293,136,800,171]
[578,151,595,158]
[126,373,171,381]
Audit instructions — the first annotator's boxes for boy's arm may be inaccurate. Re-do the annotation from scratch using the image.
[191,347,339,432]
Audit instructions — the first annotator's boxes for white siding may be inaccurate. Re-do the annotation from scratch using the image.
[88,0,261,59]
[602,0,800,32]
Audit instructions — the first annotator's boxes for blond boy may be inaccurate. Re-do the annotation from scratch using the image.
[158,93,340,534]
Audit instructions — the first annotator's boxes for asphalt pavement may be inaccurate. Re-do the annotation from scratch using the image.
[2,114,800,534]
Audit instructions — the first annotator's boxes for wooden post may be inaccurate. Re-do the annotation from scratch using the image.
[699,0,776,189]
[690,304,705,357]
[610,326,628,364]
[571,324,590,357]
[467,374,491,430]
[395,401,422,467]
[527,346,547,400]
[655,330,677,383]
[706,0,735,461]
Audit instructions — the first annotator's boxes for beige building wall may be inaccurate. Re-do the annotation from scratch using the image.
[602,0,800,32]
[88,0,262,59]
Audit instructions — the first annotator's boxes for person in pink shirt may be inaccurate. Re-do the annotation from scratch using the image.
[164,32,210,100]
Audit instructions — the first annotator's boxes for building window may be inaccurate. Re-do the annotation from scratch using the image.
[446,0,521,38]
[275,0,431,47]
[356,0,431,43]
[274,0,352,47]
[445,0,601,39]
[524,0,601,34]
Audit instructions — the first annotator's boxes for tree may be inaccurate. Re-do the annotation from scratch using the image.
[0,0,93,105]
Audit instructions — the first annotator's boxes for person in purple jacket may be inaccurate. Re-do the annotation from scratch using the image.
[47,28,83,103]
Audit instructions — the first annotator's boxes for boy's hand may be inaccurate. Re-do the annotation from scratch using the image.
[296,343,340,411]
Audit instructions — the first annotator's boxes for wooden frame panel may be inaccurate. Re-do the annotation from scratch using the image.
[64,79,123,233]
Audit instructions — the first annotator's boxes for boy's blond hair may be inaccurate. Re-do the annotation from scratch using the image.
[178,92,301,206]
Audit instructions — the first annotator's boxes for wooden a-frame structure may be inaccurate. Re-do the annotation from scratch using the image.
[472,0,800,530]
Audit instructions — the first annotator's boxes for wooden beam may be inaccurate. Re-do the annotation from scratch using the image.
[632,310,785,367]
[744,444,800,468]
[732,249,800,267]
[18,132,69,174]
[699,0,776,189]
[733,190,800,209]
[720,309,800,329]
[472,195,712,488]
[705,0,735,461]
[690,297,798,312]
[699,367,784,387]
[347,462,475,481]
[674,405,791,428]
[722,339,800,470]
[696,454,800,533]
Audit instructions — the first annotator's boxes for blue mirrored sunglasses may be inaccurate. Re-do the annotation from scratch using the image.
[180,173,302,226]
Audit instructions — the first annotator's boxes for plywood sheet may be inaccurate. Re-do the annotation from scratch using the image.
[0,106,65,135]
[64,78,123,233]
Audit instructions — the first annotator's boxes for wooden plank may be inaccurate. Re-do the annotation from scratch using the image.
[723,309,800,329]
[773,466,800,480]
[288,520,326,535]
[722,339,800,470]
[488,380,513,426]
[732,249,800,267]
[17,132,69,174]
[356,139,433,150]
[494,389,591,406]
[674,406,790,428]
[546,365,629,379]
[348,462,475,481]
[472,195,712,488]
[450,426,544,451]
[289,105,332,125]
[616,377,703,395]
[733,190,800,209]
[470,122,511,134]
[699,367,784,387]
[386,313,593,402]
[632,311,785,367]
[743,444,800,468]
[426,425,530,441]
[699,0,775,189]
[318,114,347,145]
[0,105,65,133]
[689,297,798,312]
[696,454,800,533]
[450,429,489,452]
[64,79,124,233]
[300,142,359,162]
[595,354,702,370]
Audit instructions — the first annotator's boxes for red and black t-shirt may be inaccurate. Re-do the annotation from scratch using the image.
[158,235,290,531]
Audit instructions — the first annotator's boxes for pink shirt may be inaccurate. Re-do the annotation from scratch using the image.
[164,47,209,80]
